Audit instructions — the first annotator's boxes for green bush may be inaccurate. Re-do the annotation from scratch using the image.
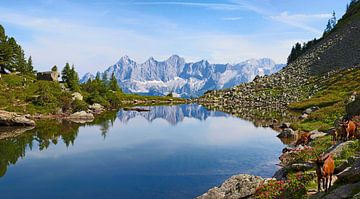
[71,99,88,112]
[255,172,313,199]
[58,92,73,113]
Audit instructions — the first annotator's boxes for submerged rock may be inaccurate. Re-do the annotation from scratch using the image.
[196,174,263,199]
[0,110,35,126]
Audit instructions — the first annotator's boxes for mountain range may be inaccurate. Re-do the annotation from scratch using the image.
[80,55,285,98]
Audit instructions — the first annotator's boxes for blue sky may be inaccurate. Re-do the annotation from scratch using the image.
[0,0,349,75]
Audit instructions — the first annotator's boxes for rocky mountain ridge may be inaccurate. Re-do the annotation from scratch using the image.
[80,56,284,98]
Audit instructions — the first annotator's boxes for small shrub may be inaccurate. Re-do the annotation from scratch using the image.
[255,172,313,199]
[58,92,73,113]
[71,99,88,112]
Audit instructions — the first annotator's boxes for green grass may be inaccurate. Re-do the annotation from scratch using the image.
[0,73,186,115]
[288,67,360,131]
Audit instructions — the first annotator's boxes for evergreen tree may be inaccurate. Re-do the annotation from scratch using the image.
[0,25,12,73]
[51,65,57,72]
[61,63,71,83]
[109,73,121,92]
[27,56,34,73]
[102,71,109,86]
[66,65,80,91]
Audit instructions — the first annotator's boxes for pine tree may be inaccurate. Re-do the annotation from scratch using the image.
[0,25,11,73]
[109,73,121,92]
[27,56,34,73]
[61,63,71,83]
[68,65,80,91]
[102,71,109,86]
[51,65,57,72]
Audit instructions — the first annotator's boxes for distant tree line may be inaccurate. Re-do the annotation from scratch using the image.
[0,25,33,74]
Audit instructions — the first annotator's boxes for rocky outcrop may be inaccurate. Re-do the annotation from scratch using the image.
[322,181,360,199]
[88,103,104,114]
[196,174,263,199]
[0,110,35,126]
[346,93,360,117]
[337,156,360,183]
[66,111,94,123]
[277,128,297,138]
[326,141,355,158]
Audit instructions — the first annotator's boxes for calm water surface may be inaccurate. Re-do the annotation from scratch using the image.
[0,104,285,199]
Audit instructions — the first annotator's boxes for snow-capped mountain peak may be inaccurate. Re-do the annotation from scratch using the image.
[81,56,285,98]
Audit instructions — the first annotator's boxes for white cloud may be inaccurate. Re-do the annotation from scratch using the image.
[221,17,243,21]
[270,12,331,34]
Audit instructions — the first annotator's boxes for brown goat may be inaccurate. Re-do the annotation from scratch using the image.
[295,132,312,146]
[315,154,335,192]
[340,120,357,140]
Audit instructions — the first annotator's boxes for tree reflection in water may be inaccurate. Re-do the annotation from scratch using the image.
[0,111,118,178]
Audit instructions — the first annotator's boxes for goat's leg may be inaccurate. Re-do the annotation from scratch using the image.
[318,177,321,192]
[329,175,332,190]
[325,177,329,192]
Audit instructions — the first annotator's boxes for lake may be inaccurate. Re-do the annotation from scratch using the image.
[0,104,285,199]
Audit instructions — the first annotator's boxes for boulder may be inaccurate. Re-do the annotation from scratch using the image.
[337,156,360,183]
[323,181,360,199]
[66,111,94,123]
[346,94,360,116]
[196,174,263,199]
[0,110,35,126]
[88,103,104,113]
[309,130,327,139]
[72,92,83,101]
[303,106,319,114]
[280,122,291,129]
[326,141,355,159]
[277,128,296,138]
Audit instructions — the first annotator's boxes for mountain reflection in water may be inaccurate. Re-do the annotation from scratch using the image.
[0,104,284,199]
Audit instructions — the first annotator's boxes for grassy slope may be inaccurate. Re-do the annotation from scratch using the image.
[288,67,360,131]
[0,74,185,115]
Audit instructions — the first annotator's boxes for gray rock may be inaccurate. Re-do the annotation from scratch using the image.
[196,174,263,199]
[309,130,327,139]
[66,111,94,123]
[280,122,291,128]
[323,181,360,199]
[346,94,360,116]
[0,110,35,126]
[337,156,360,183]
[88,103,104,113]
[72,92,83,101]
[353,192,360,199]
[277,128,296,138]
[300,113,309,119]
[326,141,355,159]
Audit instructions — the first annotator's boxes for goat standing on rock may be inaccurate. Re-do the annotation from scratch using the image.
[314,154,335,192]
